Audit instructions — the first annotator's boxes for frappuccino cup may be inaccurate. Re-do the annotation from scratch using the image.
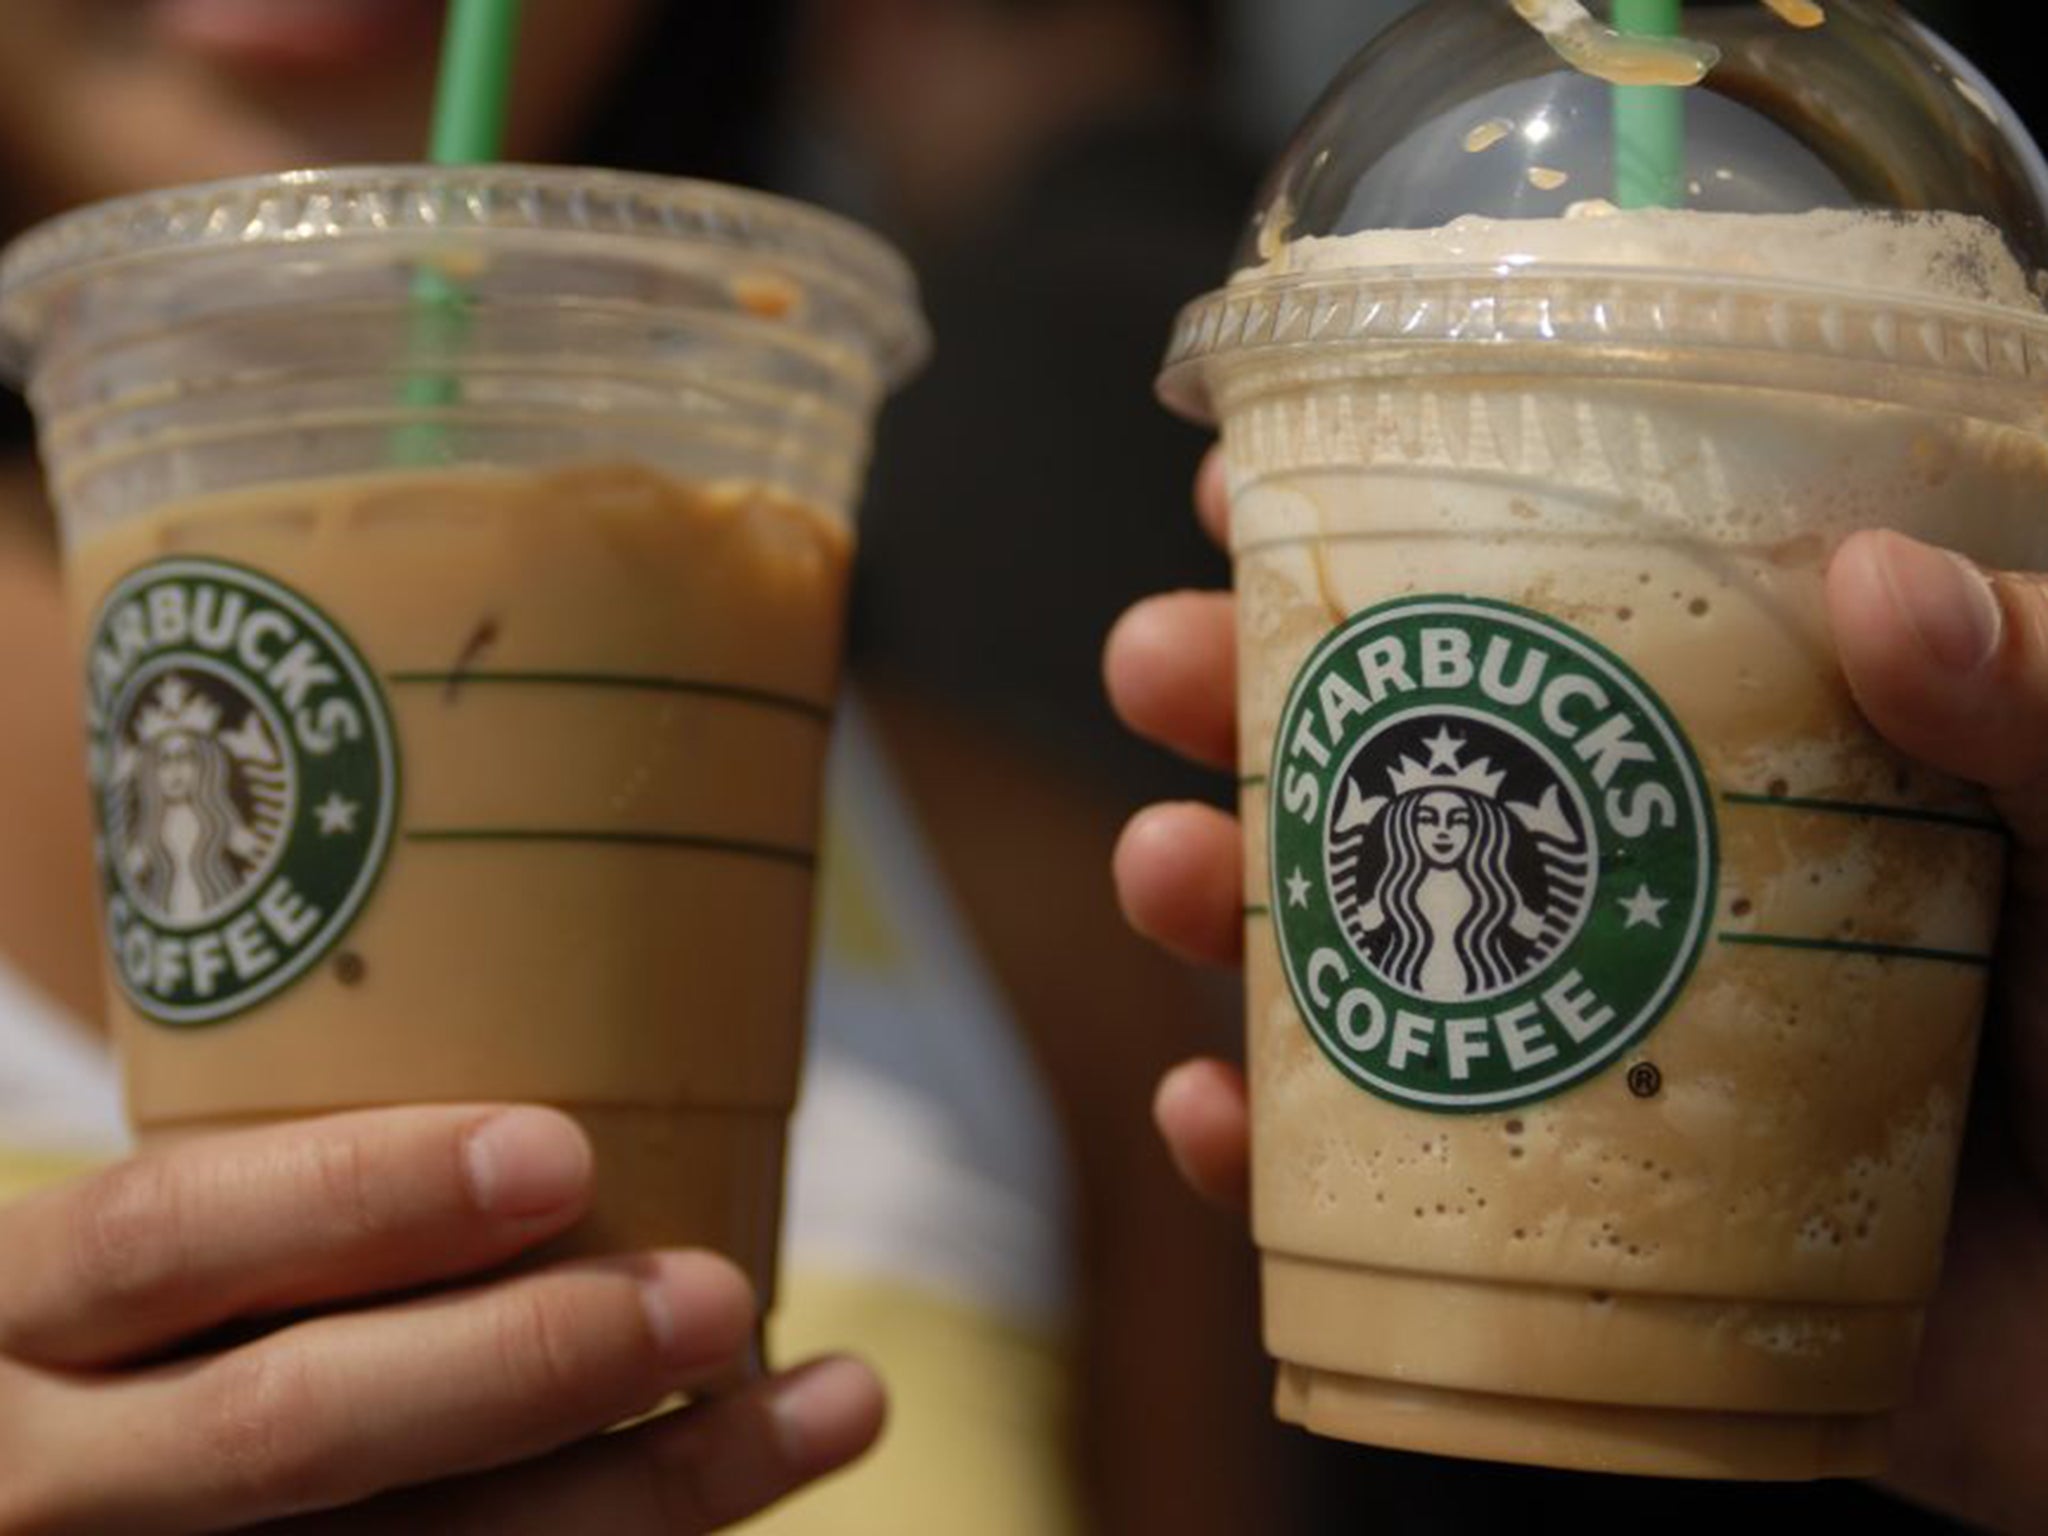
[1160,0,2048,1478]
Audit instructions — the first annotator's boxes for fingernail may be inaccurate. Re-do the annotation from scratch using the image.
[638,1268,680,1359]
[463,1108,592,1220]
[1877,533,2004,674]
[638,1252,753,1369]
[771,1357,885,1473]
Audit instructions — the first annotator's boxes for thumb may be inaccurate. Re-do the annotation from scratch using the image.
[1828,530,2048,851]
[1831,531,2048,1191]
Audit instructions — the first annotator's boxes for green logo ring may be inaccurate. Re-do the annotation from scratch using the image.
[85,557,399,1027]
[1267,595,1717,1113]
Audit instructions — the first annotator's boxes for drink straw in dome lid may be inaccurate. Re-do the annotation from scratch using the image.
[398,0,524,462]
[1611,0,1687,208]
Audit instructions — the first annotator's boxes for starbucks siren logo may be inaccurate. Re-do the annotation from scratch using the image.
[1270,597,1715,1112]
[86,559,398,1026]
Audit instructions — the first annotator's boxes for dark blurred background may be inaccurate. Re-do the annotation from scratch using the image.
[1,2,2031,1530]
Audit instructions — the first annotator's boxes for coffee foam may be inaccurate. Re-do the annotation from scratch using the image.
[1253,207,2043,314]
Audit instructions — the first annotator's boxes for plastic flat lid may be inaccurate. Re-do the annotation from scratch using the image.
[0,164,930,387]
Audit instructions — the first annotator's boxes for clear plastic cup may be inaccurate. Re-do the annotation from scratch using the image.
[1160,0,2048,1479]
[0,165,928,1302]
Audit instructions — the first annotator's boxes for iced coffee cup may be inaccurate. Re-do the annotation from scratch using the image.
[0,166,928,1302]
[1160,0,2048,1479]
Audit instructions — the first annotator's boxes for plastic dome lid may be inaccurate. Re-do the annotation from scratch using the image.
[1241,0,2048,265]
[1161,0,2048,422]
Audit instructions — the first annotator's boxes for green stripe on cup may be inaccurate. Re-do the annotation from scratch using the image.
[387,669,833,722]
[1717,932,1993,969]
[1721,791,2003,835]
[405,828,816,870]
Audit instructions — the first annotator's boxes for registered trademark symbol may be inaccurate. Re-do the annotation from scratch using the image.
[1627,1062,1663,1099]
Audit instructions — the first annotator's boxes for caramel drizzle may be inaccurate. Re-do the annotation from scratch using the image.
[1511,0,1825,86]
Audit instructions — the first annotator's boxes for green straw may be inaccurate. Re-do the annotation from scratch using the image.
[398,0,524,462]
[1611,0,1685,209]
[430,0,522,164]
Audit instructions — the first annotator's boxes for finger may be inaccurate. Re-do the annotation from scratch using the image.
[1104,590,1238,770]
[0,1105,593,1368]
[291,1356,886,1536]
[1196,445,1231,549]
[1114,802,1245,966]
[24,1251,756,1533]
[1828,531,2048,840]
[1154,1059,1251,1213]
[0,1105,593,1370]
[1103,591,1237,770]
[1829,531,2048,1184]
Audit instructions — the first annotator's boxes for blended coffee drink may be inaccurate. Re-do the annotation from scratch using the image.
[1226,207,2047,1478]
[0,167,928,1302]
[1161,0,2048,1476]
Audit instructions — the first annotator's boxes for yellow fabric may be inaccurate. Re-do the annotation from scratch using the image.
[744,1269,1080,1536]
[0,1146,99,1206]
[817,802,907,975]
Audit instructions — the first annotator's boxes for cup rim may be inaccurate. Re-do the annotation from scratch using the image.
[1158,260,2048,423]
[0,163,931,388]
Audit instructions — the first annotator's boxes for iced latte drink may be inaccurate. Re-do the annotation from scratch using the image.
[0,168,928,1301]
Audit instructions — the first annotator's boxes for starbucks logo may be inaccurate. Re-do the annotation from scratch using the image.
[108,668,293,929]
[1270,597,1715,1112]
[1328,711,1595,1003]
[85,559,398,1027]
